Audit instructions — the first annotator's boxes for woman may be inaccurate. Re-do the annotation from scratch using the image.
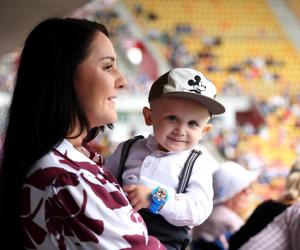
[229,160,300,250]
[0,18,165,249]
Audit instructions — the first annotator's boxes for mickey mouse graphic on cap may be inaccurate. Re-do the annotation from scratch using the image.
[188,75,206,94]
[148,68,225,115]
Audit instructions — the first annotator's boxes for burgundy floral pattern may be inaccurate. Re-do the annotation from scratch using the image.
[21,187,47,248]
[45,189,103,247]
[21,139,165,249]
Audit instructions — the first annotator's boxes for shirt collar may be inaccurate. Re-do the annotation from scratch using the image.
[146,134,159,151]
[54,139,102,176]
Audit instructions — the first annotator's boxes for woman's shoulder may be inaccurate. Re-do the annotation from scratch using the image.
[26,139,105,186]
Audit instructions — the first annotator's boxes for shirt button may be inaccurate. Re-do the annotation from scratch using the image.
[144,162,150,167]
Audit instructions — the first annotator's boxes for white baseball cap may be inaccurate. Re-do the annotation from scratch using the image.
[148,68,225,115]
[213,161,258,204]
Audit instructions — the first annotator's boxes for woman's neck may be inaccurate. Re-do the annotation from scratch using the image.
[67,137,83,148]
[66,126,87,148]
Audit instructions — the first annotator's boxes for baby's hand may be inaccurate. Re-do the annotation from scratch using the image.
[123,184,152,211]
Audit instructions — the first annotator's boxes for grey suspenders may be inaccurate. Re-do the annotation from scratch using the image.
[117,135,144,185]
[117,135,202,193]
[177,149,202,193]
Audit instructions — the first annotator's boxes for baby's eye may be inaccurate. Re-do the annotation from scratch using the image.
[166,115,177,121]
[188,120,199,127]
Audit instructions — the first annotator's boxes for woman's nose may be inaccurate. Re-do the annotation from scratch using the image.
[115,68,127,89]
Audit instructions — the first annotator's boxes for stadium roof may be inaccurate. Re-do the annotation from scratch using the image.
[0,0,87,56]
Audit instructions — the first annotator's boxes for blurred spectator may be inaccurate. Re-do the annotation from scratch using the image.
[192,161,257,250]
[202,36,222,47]
[148,11,158,21]
[175,23,192,34]
[229,159,300,250]
[133,3,143,15]
[221,77,242,96]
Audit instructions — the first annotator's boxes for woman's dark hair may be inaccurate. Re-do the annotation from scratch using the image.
[0,17,109,249]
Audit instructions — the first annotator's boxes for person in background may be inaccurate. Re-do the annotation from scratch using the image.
[105,67,225,249]
[192,161,257,250]
[229,159,300,250]
[239,201,300,250]
[0,17,165,250]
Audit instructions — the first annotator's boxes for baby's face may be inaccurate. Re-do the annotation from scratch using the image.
[144,97,212,152]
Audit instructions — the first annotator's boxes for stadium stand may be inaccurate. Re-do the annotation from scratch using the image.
[1,0,300,219]
[123,0,300,98]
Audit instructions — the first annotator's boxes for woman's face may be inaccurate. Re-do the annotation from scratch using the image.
[75,32,127,128]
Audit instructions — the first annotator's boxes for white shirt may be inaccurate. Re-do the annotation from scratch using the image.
[105,135,217,227]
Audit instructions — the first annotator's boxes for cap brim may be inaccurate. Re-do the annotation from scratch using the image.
[162,92,225,115]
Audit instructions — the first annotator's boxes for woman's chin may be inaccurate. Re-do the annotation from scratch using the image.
[105,113,118,124]
[90,113,117,128]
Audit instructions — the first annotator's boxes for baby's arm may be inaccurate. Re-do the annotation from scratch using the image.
[123,184,152,211]
[158,162,214,227]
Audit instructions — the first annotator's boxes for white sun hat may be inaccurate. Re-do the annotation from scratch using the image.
[213,161,258,204]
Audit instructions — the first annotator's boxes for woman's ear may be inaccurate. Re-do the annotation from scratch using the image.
[143,107,153,126]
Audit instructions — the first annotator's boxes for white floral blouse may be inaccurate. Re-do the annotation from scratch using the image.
[20,139,165,250]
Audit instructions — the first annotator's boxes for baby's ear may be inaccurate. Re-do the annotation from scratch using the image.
[202,124,212,134]
[143,107,153,126]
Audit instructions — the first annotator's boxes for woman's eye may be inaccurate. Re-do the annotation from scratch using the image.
[166,115,176,121]
[104,64,113,71]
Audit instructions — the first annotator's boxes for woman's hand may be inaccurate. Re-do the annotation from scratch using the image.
[123,184,152,211]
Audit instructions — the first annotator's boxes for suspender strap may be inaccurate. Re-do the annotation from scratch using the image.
[177,149,202,193]
[117,135,144,185]
[117,135,201,193]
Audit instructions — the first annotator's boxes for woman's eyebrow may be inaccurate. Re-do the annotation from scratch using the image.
[100,56,116,61]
